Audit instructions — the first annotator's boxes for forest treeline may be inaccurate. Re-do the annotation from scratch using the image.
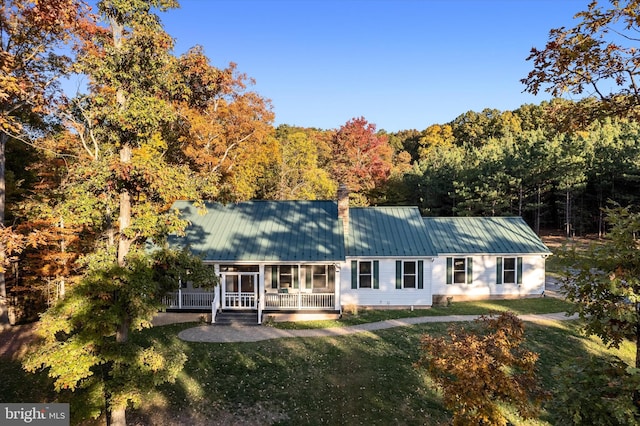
[9,98,639,244]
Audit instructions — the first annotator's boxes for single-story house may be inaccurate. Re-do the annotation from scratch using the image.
[164,187,551,323]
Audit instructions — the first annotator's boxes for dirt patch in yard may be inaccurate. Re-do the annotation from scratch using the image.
[0,322,37,360]
[539,230,601,251]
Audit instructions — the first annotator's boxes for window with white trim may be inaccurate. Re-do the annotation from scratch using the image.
[446,257,473,284]
[312,265,328,289]
[359,261,372,288]
[503,257,516,284]
[351,260,379,289]
[280,265,294,288]
[395,260,425,289]
[496,257,523,285]
[404,261,416,288]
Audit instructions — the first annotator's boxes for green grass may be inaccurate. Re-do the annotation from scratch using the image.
[2,296,631,425]
[273,297,574,330]
[124,319,631,425]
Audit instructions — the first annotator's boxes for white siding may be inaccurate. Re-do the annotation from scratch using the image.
[431,254,546,299]
[339,258,433,307]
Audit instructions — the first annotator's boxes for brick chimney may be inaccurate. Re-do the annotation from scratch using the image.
[337,184,349,234]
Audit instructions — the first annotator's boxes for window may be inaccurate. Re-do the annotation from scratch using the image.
[395,260,424,289]
[303,265,335,290]
[270,265,299,289]
[312,265,327,289]
[351,260,379,289]
[496,257,523,285]
[446,257,473,284]
[404,262,416,288]
[280,265,294,288]
[359,261,372,288]
[503,258,516,284]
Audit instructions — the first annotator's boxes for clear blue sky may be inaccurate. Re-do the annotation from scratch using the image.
[159,0,587,132]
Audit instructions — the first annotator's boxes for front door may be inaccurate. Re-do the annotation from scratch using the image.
[222,272,258,309]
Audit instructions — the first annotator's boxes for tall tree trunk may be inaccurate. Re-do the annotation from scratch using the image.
[0,132,7,325]
[110,17,129,426]
[58,216,66,299]
[565,188,571,237]
[535,185,541,235]
[597,191,604,239]
[117,145,132,267]
[110,408,126,426]
[111,144,131,426]
[518,185,523,217]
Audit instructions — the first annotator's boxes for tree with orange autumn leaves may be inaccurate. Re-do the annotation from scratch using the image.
[0,0,95,322]
[174,46,277,201]
[330,117,393,202]
[416,312,548,426]
[20,2,234,424]
[8,3,393,424]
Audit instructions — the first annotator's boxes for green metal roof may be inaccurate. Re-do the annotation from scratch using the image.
[168,200,345,262]
[423,216,551,255]
[168,202,546,262]
[346,207,437,257]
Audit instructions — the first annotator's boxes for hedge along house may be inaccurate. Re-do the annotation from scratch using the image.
[423,217,551,303]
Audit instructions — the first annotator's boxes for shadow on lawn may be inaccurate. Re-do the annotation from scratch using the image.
[3,318,634,425]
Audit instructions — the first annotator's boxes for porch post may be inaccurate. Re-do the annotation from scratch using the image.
[211,284,219,324]
[178,287,182,309]
[258,265,264,324]
[215,264,223,310]
[297,264,302,309]
[335,263,341,312]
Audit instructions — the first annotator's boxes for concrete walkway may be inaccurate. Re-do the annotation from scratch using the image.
[177,312,579,343]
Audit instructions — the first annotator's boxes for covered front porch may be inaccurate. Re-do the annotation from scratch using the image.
[162,262,341,323]
[161,288,336,311]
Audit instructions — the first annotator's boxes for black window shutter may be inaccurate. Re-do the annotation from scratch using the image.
[373,260,380,289]
[271,266,278,289]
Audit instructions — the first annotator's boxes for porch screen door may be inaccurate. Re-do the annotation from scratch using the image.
[223,272,258,309]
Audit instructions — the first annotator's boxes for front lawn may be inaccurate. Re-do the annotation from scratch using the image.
[124,319,630,425]
[274,296,574,329]
[1,296,631,425]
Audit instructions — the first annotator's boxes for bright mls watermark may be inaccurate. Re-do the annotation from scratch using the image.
[1,404,69,425]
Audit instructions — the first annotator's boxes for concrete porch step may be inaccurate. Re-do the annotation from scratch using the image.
[213,311,259,326]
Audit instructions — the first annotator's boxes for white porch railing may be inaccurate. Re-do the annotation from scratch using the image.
[224,292,256,308]
[264,293,335,309]
[163,289,335,311]
[162,289,215,309]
